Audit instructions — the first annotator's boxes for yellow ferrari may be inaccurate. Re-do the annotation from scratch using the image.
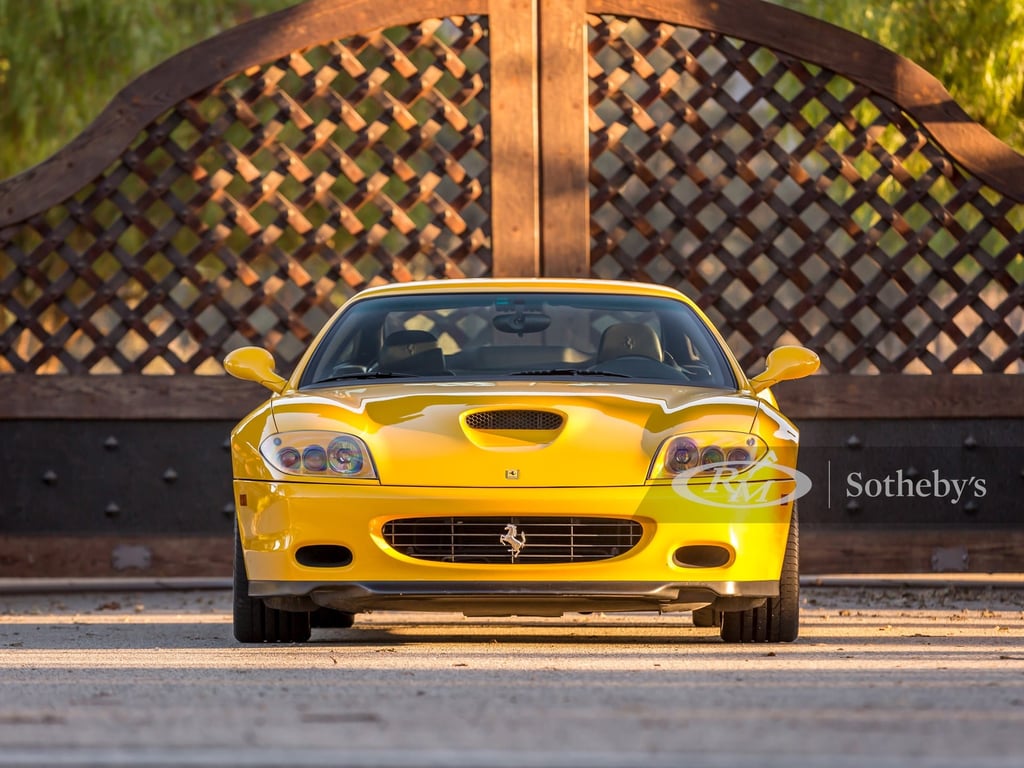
[225,278,819,643]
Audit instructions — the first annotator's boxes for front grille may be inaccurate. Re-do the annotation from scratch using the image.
[382,516,643,564]
[465,410,563,431]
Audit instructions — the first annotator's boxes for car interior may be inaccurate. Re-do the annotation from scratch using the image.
[301,293,736,388]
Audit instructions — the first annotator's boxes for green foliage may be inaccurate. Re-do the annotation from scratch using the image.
[773,0,1024,153]
[0,0,294,180]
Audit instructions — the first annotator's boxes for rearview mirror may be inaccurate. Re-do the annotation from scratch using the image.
[224,347,287,393]
[749,346,819,394]
[493,312,551,335]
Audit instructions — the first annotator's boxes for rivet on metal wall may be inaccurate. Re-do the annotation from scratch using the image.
[222,438,231,451]
[963,435,978,450]
[41,470,58,485]
[964,500,979,516]
[905,466,919,478]
[846,435,861,449]
[222,502,235,518]
[104,502,121,519]
[162,468,179,483]
[846,500,861,514]
[104,436,119,450]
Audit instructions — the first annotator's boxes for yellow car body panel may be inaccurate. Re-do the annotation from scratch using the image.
[235,382,771,487]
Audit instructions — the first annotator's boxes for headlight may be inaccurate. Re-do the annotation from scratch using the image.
[260,432,377,479]
[650,431,767,481]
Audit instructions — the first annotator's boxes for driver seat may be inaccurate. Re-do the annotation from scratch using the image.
[596,322,663,363]
[378,330,448,374]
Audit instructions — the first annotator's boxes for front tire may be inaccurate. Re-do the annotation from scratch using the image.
[720,506,799,643]
[233,522,311,643]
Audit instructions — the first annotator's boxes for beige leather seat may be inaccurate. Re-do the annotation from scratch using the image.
[378,330,448,374]
[596,322,663,363]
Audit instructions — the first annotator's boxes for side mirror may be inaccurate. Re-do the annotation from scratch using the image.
[224,347,287,394]
[749,346,819,394]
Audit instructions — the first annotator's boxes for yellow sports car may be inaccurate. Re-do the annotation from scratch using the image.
[225,278,818,643]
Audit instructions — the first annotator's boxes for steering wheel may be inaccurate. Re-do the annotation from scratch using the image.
[679,362,714,382]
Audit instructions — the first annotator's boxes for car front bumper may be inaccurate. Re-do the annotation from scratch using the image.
[234,479,795,615]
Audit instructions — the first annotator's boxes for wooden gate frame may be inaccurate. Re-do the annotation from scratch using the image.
[2,0,1022,419]
[7,0,1024,269]
[2,0,1024,574]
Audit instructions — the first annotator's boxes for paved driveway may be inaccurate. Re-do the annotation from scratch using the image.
[0,582,1022,767]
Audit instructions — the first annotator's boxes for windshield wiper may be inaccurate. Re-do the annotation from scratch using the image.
[313,370,418,384]
[509,368,632,378]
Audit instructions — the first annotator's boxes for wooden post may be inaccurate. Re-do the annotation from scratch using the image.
[538,0,590,277]
[489,0,541,277]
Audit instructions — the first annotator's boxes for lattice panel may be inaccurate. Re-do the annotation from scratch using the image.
[0,17,490,374]
[589,16,1024,374]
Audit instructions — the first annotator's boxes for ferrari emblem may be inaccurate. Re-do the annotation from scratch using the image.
[499,524,527,562]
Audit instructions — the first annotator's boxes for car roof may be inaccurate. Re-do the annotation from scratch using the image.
[351,278,696,305]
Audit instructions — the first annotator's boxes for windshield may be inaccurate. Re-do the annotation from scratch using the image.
[299,292,737,389]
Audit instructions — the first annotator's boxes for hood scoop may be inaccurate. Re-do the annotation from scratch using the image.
[465,409,564,431]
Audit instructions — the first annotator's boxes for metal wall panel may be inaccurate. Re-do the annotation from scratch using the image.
[797,420,1024,529]
[1,421,236,535]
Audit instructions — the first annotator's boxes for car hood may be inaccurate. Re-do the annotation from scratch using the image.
[271,381,761,487]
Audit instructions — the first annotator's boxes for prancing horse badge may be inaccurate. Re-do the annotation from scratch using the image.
[499,524,527,562]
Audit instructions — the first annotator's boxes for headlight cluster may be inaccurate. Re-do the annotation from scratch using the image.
[650,431,767,480]
[260,431,377,479]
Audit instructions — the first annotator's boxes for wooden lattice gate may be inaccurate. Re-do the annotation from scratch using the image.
[1,0,1022,576]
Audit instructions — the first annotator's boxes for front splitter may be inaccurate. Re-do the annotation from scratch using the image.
[250,579,778,616]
